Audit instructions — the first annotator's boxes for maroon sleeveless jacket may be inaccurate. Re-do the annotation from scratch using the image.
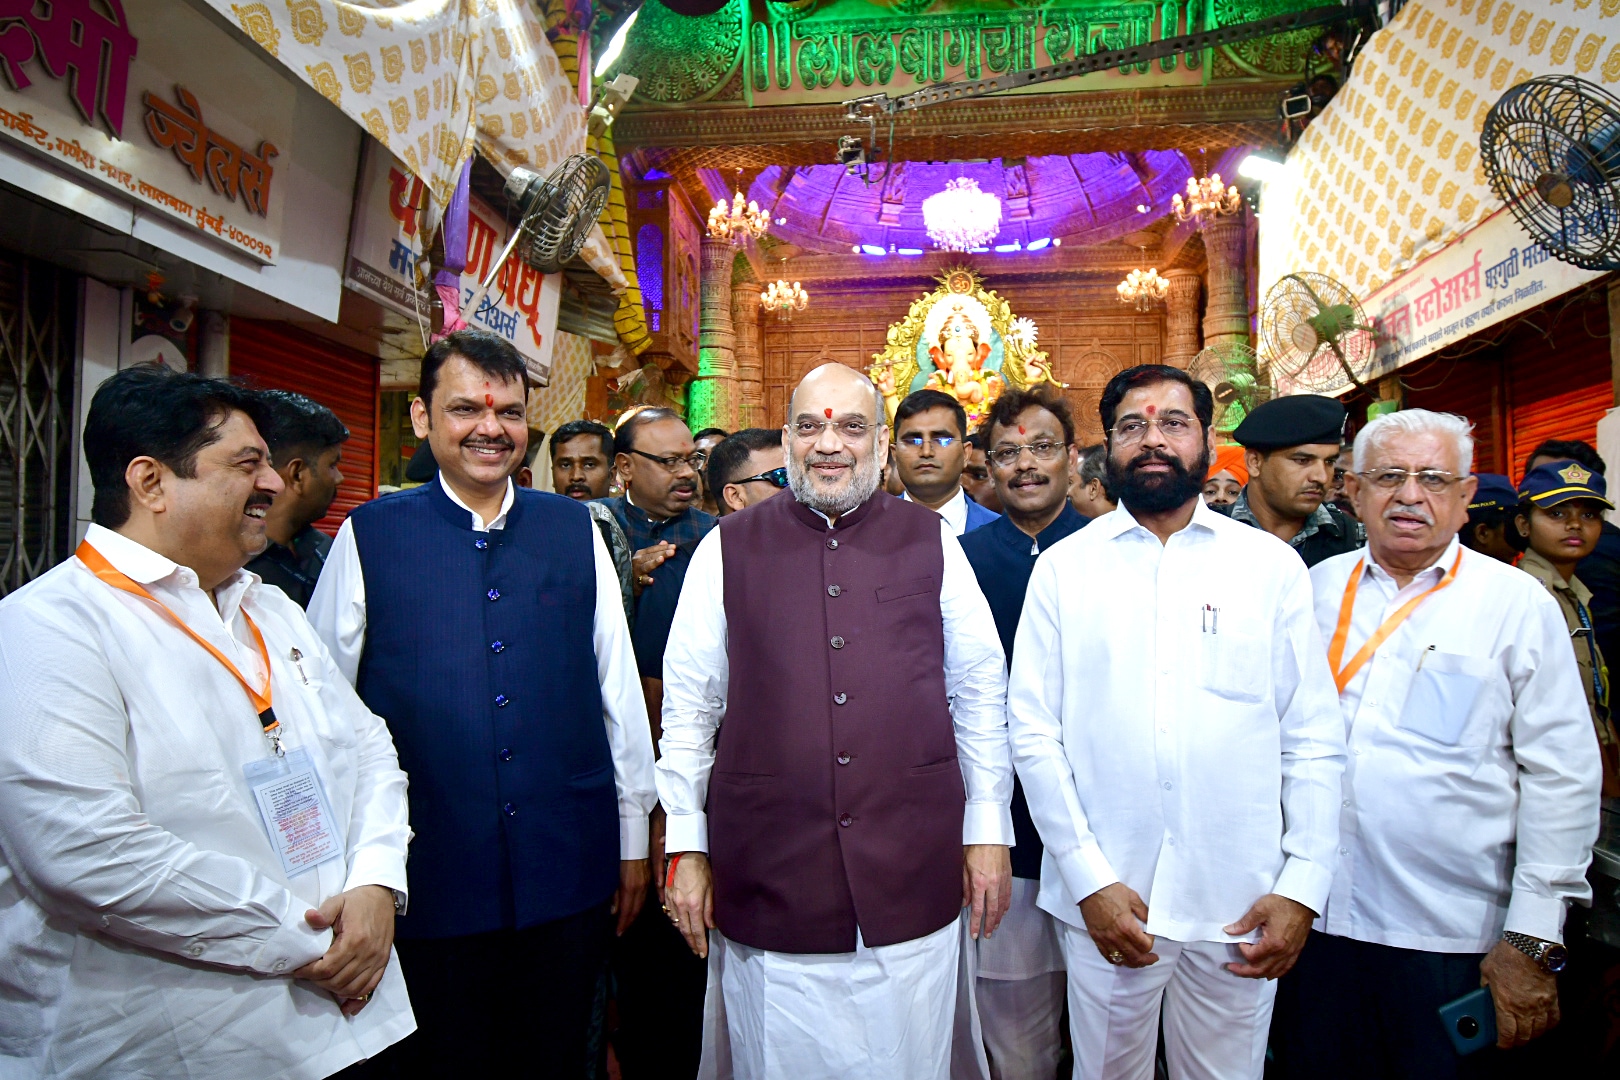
[711,491,965,954]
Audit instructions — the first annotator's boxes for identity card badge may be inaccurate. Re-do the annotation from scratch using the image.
[243,749,344,876]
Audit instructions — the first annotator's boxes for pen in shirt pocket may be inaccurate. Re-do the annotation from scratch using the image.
[1416,644,1435,673]
[1201,603,1219,634]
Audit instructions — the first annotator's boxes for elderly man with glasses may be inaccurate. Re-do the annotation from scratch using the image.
[1269,409,1602,1080]
[659,363,1013,1078]
[595,406,717,1078]
[1007,364,1346,1080]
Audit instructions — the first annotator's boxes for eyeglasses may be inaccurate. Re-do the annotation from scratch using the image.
[1110,417,1197,444]
[628,448,708,472]
[897,433,958,449]
[792,419,871,442]
[988,440,1066,468]
[734,467,789,489]
[1358,468,1461,492]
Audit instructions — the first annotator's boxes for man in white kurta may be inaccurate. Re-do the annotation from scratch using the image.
[1269,409,1602,1077]
[658,364,1014,1079]
[0,367,413,1079]
[1007,366,1346,1079]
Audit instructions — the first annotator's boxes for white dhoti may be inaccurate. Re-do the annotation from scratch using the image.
[699,917,963,1080]
[1058,922,1277,1080]
[974,877,1065,1080]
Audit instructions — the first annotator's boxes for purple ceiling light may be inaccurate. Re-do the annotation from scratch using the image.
[750,152,1195,256]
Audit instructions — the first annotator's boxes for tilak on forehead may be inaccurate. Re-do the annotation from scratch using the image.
[483,381,493,408]
[1018,425,1026,434]
[825,408,833,418]
[1146,404,1157,415]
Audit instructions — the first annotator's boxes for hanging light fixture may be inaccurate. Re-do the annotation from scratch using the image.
[707,189,770,244]
[922,178,1002,251]
[761,279,809,320]
[1171,173,1242,226]
[1117,267,1170,311]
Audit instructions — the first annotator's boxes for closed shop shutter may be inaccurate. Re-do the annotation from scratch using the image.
[1504,300,1612,477]
[1402,353,1504,474]
[227,319,378,534]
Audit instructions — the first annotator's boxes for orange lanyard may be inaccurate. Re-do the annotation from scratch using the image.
[76,540,283,754]
[1327,548,1463,695]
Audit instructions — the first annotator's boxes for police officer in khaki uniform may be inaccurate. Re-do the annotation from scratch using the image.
[1515,459,1620,797]
[1213,394,1364,567]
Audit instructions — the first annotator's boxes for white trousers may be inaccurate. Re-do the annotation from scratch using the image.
[1058,923,1277,1080]
[703,917,961,1080]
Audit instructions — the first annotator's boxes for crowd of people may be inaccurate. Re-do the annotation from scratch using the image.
[0,326,1610,1080]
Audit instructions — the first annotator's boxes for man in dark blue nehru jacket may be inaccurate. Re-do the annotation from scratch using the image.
[957,387,1086,1080]
[309,330,656,1078]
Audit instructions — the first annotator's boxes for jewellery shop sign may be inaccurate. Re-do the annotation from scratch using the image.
[0,0,292,264]
[344,140,561,384]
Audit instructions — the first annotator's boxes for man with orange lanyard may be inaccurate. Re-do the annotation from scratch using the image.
[1270,409,1602,1079]
[0,365,413,1079]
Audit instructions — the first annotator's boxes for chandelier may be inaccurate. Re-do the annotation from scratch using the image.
[707,190,770,244]
[922,178,1002,251]
[1117,267,1169,311]
[761,279,809,320]
[1171,173,1242,226]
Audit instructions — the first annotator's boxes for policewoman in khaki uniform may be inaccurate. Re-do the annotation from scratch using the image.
[1515,459,1620,797]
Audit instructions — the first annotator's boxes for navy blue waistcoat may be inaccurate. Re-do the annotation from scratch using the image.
[350,481,616,939]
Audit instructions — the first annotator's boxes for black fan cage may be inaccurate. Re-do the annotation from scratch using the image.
[513,154,612,275]
[1482,74,1620,271]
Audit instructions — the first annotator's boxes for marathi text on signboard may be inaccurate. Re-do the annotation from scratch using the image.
[344,141,560,384]
[0,0,291,263]
[1362,208,1604,383]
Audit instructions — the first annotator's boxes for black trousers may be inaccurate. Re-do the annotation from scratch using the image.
[610,891,708,1079]
[1270,930,1539,1080]
[347,902,613,1080]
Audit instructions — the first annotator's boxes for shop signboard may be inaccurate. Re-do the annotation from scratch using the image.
[345,141,561,384]
[0,0,293,263]
[1363,208,1605,382]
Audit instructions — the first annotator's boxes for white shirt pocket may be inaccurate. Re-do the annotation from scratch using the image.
[1397,651,1488,746]
[1197,629,1269,704]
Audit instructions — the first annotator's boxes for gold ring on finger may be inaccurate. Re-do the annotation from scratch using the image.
[1108,950,1125,965]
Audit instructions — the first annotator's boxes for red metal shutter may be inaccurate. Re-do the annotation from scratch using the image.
[1401,353,1505,474]
[1505,309,1612,478]
[227,319,379,535]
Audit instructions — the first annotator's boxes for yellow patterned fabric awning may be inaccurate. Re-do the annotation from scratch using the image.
[213,0,584,228]
[1259,0,1615,305]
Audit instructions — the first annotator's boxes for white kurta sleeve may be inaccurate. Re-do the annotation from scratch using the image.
[306,517,367,686]
[1267,557,1348,915]
[656,528,729,855]
[1503,589,1603,942]
[305,627,413,903]
[593,524,657,860]
[0,606,332,974]
[1007,552,1120,902]
[939,521,1014,847]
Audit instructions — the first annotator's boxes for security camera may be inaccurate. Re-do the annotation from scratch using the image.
[589,74,639,136]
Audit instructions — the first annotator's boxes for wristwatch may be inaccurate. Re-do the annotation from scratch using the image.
[1502,931,1569,974]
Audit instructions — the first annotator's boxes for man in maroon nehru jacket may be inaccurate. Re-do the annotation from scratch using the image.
[658,363,1015,1078]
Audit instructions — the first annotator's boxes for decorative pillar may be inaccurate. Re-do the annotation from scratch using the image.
[732,278,765,428]
[689,236,738,431]
[1201,213,1250,349]
[1162,269,1202,367]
